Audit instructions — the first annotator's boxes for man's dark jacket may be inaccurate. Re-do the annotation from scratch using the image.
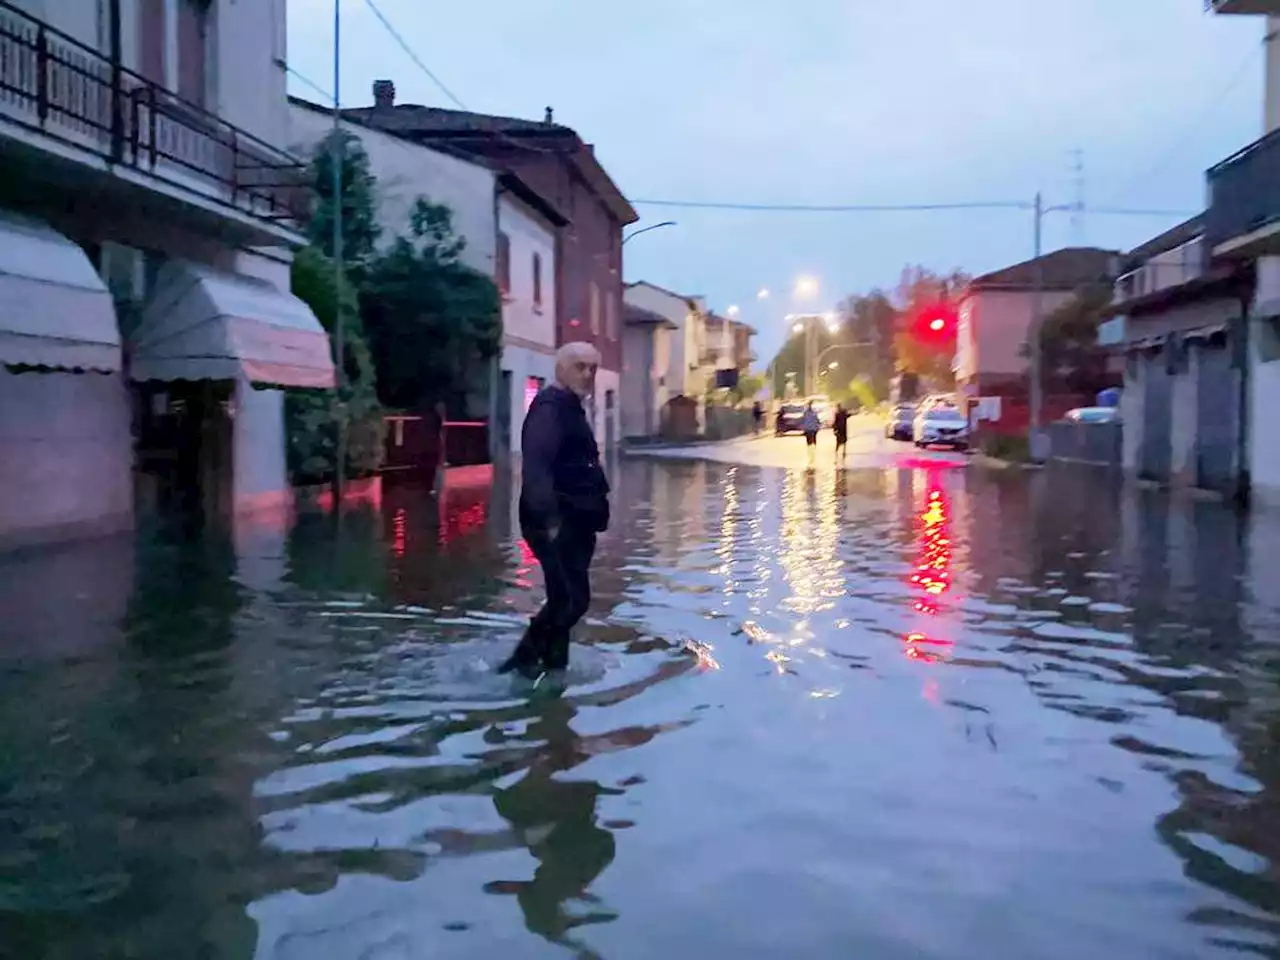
[519,385,610,534]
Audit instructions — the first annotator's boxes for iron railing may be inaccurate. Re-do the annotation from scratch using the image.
[0,1,307,227]
[1206,126,1280,251]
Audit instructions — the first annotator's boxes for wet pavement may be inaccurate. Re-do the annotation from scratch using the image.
[3,441,1280,958]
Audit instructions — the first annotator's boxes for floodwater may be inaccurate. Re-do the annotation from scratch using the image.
[3,458,1280,959]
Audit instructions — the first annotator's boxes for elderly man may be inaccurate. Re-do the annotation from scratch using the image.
[498,342,611,678]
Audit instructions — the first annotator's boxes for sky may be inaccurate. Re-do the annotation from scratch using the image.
[287,0,1264,361]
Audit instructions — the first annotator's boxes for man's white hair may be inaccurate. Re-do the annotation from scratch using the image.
[556,341,600,366]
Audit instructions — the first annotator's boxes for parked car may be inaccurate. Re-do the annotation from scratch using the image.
[885,403,916,441]
[913,404,969,450]
[1064,406,1120,424]
[775,402,807,435]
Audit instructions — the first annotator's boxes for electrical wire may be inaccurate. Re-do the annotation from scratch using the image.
[362,0,467,110]
[1099,35,1265,209]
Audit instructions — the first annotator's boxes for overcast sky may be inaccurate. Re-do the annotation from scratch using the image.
[288,0,1264,359]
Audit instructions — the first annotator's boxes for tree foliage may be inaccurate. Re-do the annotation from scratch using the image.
[1037,280,1115,394]
[306,130,381,275]
[285,246,386,483]
[360,198,501,412]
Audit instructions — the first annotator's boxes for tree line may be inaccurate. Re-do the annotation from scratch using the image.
[768,266,968,406]
[285,132,502,484]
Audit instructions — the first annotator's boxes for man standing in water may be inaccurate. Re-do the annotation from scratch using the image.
[801,401,821,462]
[498,342,611,679]
[832,402,850,463]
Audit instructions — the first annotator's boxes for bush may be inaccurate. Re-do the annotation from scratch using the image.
[979,432,1029,462]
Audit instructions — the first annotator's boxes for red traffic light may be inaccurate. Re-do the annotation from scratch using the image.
[915,303,956,340]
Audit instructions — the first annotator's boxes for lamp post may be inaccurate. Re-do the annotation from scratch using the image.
[623,220,676,245]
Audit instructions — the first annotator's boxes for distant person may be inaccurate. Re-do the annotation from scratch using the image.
[801,401,821,461]
[498,342,610,679]
[751,401,764,436]
[832,403,850,462]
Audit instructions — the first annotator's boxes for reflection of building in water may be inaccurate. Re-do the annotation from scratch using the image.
[0,532,135,661]
[646,460,709,565]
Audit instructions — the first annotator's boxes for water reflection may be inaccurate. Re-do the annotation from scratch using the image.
[3,460,1280,957]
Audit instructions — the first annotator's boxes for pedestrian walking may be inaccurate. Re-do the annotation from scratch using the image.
[751,400,764,436]
[498,342,611,679]
[801,401,821,462]
[832,403,850,462]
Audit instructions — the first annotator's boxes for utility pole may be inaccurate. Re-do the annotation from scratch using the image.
[331,0,346,502]
[1029,191,1046,461]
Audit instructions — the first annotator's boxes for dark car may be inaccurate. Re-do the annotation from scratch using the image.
[885,403,915,441]
[775,403,806,435]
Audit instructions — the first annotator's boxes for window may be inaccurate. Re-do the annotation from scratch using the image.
[532,252,542,307]
[138,0,166,85]
[605,294,617,339]
[177,0,210,106]
[589,281,601,334]
[496,231,511,295]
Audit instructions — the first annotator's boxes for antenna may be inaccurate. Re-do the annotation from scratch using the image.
[1069,148,1085,244]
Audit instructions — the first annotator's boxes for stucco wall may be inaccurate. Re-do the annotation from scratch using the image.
[1121,357,1143,473]
[1169,353,1198,484]
[0,369,134,549]
[502,345,556,455]
[289,104,497,276]
[621,325,655,438]
[499,194,556,350]
[1251,256,1280,507]
[968,288,1075,378]
[625,284,690,394]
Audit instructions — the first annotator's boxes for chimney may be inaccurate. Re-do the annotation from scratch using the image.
[544,106,554,124]
[373,80,396,109]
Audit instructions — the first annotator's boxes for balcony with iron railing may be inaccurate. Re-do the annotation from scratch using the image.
[1206,126,1280,258]
[0,1,307,237]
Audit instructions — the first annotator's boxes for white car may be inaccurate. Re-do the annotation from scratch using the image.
[913,404,969,450]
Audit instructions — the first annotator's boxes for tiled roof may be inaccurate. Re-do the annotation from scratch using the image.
[342,104,575,138]
[625,304,677,328]
[969,247,1119,291]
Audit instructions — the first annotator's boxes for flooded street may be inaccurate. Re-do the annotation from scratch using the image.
[4,450,1280,959]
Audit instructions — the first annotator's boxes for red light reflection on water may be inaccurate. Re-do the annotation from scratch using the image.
[514,537,539,589]
[904,481,956,662]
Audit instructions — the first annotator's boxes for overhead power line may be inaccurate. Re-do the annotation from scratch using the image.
[1100,36,1265,209]
[362,0,467,110]
[627,197,1194,217]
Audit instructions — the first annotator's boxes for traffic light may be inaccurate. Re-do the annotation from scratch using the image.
[914,303,957,341]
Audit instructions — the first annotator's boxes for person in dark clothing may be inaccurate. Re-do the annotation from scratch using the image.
[751,401,764,435]
[832,403,850,462]
[498,342,611,679]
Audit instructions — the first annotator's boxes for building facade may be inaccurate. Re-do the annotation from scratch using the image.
[620,303,676,439]
[291,94,566,454]
[342,89,637,450]
[1205,6,1280,507]
[1108,216,1251,494]
[954,247,1118,396]
[0,0,332,549]
[495,190,560,455]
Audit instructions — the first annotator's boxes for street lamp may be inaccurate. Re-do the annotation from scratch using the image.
[623,220,676,245]
[787,311,841,396]
[757,288,770,300]
[794,275,819,300]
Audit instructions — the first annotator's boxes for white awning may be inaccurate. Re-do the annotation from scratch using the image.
[129,260,335,388]
[0,211,121,372]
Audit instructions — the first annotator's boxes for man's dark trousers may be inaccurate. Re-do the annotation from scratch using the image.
[518,523,597,671]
